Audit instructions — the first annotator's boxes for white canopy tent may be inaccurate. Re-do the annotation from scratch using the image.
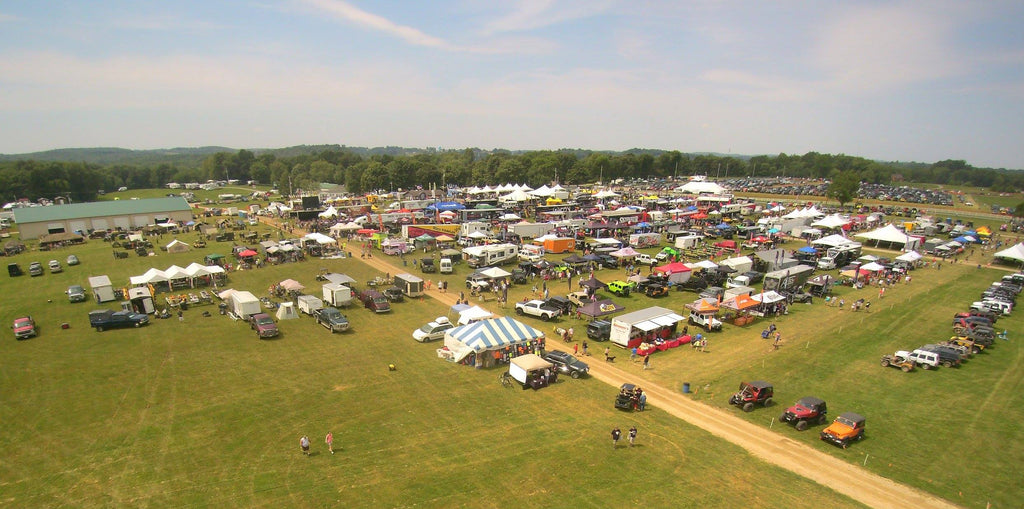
[811,214,850,229]
[994,243,1024,263]
[855,224,920,250]
[675,181,726,194]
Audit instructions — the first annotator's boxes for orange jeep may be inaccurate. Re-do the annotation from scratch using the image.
[820,412,866,448]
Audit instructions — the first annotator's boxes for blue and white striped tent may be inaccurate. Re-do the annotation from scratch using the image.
[443,316,544,362]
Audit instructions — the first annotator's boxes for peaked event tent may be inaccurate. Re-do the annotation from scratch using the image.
[854,224,919,250]
[578,299,624,318]
[443,317,545,362]
[994,243,1024,263]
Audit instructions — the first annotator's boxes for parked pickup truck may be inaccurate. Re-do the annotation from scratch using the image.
[249,312,280,338]
[314,307,350,333]
[515,299,561,321]
[89,309,149,331]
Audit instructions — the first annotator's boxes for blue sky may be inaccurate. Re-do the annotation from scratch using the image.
[1,0,1023,169]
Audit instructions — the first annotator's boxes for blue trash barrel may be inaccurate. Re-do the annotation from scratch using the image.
[682,382,691,393]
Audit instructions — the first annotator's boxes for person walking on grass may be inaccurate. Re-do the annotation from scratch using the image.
[628,426,638,446]
[642,354,650,370]
[325,431,334,454]
[300,435,310,456]
[611,427,622,448]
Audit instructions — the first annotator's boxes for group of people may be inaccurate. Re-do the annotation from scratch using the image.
[299,432,334,456]
[610,426,639,448]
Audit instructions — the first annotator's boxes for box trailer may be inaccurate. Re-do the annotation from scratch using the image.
[674,234,703,249]
[88,275,117,303]
[542,237,575,254]
[628,233,662,249]
[394,273,424,297]
[231,291,261,319]
[322,283,353,307]
[296,295,324,315]
[762,264,816,292]
[510,222,555,239]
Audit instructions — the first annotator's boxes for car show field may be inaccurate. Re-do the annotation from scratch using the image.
[1,189,1023,508]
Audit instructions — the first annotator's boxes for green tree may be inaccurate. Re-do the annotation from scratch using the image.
[826,171,860,206]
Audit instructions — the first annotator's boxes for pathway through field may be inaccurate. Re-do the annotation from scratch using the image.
[272,217,960,509]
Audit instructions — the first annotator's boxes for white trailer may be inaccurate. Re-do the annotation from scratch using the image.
[509,222,555,239]
[296,295,324,315]
[463,243,519,268]
[322,283,353,307]
[394,273,424,297]
[674,234,703,249]
[88,275,116,303]
[231,291,261,319]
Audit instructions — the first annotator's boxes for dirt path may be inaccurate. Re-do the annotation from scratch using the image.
[274,223,959,509]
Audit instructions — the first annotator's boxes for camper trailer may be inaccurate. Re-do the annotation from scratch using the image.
[674,234,704,249]
[463,243,519,268]
[762,264,816,292]
[816,243,862,270]
[628,233,662,249]
[509,222,555,239]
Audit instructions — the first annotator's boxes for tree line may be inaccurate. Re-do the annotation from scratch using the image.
[0,147,1021,203]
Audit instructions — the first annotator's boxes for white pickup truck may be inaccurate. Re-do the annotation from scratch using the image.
[515,300,561,321]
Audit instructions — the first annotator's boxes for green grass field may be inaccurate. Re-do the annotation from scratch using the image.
[1,203,1022,507]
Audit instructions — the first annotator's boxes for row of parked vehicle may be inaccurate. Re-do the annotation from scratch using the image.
[880,273,1018,371]
[727,381,866,449]
[8,256,79,277]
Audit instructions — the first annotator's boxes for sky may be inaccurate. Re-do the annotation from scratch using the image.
[1,0,1023,169]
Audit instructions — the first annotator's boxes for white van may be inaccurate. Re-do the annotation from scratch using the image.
[439,258,453,274]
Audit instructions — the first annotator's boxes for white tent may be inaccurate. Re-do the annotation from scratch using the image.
[718,256,753,273]
[457,305,494,325]
[994,243,1024,263]
[752,291,786,303]
[894,251,923,262]
[165,239,191,253]
[276,302,299,320]
[855,224,919,250]
[330,222,362,233]
[859,262,886,272]
[184,263,211,277]
[811,214,850,229]
[304,232,336,245]
[675,181,726,195]
[318,206,338,218]
[130,268,168,285]
[812,234,858,248]
[467,231,491,239]
[499,189,532,202]
[594,189,620,198]
[529,185,553,197]
[479,267,512,279]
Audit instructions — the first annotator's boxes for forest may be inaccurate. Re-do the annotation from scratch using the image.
[0,145,1020,203]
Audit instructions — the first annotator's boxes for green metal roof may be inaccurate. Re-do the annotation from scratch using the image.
[13,197,192,224]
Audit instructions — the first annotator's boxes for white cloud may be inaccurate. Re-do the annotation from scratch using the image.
[481,0,616,34]
[0,12,19,22]
[106,14,226,31]
[812,3,965,93]
[298,0,453,49]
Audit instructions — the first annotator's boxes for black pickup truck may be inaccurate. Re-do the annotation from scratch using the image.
[89,309,149,331]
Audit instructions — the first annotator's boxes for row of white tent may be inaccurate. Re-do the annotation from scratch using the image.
[129,263,226,285]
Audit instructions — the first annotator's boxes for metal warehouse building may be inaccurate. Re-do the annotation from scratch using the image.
[13,197,194,240]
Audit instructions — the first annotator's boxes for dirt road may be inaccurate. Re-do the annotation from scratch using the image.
[279,226,959,509]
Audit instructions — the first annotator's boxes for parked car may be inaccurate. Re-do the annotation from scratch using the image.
[542,350,590,379]
[780,396,828,431]
[12,316,37,339]
[8,262,23,277]
[634,253,657,266]
[66,254,80,266]
[48,260,62,273]
[314,307,349,333]
[820,412,866,448]
[920,344,965,367]
[412,316,454,342]
[383,286,405,303]
[66,285,87,303]
[607,280,636,296]
[615,383,641,410]
[643,283,669,298]
[28,261,44,276]
[880,351,915,372]
[587,319,611,341]
[728,381,774,412]
[249,313,280,338]
[906,349,941,370]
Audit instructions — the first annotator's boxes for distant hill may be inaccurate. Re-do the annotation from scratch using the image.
[0,146,233,166]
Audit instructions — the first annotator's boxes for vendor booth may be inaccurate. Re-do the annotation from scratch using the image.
[508,354,557,390]
[128,287,156,314]
[609,306,686,348]
[441,317,546,367]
